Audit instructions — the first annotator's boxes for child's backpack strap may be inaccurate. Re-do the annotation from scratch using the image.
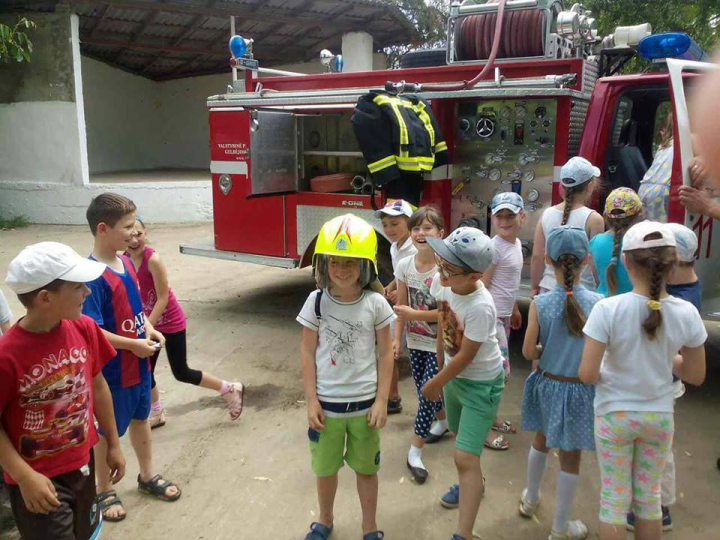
[314,289,323,320]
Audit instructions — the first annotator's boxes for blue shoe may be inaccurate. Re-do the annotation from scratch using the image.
[305,522,333,540]
[362,532,384,540]
[440,484,459,508]
[451,535,467,540]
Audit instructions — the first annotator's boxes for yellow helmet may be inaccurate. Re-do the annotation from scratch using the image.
[313,214,378,270]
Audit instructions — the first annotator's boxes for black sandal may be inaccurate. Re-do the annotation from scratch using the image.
[137,474,182,502]
[97,490,126,522]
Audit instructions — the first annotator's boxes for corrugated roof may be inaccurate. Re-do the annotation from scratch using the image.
[4,0,419,80]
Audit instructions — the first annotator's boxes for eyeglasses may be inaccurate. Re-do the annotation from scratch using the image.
[434,254,468,278]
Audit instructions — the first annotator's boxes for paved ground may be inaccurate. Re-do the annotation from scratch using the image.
[1,223,719,540]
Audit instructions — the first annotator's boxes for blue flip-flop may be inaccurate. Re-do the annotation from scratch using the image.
[305,522,333,540]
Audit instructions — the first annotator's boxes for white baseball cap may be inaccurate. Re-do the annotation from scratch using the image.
[373,199,414,218]
[6,242,107,294]
[665,222,698,262]
[622,221,676,252]
[560,156,601,188]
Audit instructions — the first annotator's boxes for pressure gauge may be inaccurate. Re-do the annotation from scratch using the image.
[485,153,496,165]
[527,188,540,202]
[522,170,535,182]
[499,106,511,119]
[515,106,527,119]
[534,106,547,119]
[459,118,471,132]
[489,168,502,182]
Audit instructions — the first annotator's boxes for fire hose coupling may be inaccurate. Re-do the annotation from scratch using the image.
[384,81,423,95]
[351,176,374,195]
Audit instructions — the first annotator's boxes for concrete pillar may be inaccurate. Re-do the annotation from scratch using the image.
[71,13,90,186]
[341,32,373,72]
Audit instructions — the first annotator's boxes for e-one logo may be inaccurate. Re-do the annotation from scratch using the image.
[342,200,364,207]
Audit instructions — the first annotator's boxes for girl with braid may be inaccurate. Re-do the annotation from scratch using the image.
[519,226,603,540]
[580,221,707,540]
[590,188,644,297]
[531,157,604,296]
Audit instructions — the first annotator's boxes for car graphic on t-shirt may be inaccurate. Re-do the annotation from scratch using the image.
[17,369,90,461]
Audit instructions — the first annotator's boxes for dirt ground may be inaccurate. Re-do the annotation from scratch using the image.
[1,223,719,540]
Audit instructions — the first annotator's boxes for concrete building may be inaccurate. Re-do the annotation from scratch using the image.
[0,1,417,224]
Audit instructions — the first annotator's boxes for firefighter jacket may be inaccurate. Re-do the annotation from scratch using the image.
[352,92,448,186]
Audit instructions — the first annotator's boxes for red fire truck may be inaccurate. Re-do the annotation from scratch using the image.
[180,0,719,328]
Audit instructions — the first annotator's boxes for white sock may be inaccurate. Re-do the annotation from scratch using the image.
[429,419,448,436]
[552,471,579,533]
[408,445,426,470]
[525,446,548,503]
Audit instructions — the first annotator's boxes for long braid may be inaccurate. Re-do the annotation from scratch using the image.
[626,239,677,340]
[561,187,577,226]
[606,219,629,296]
[643,255,664,339]
[559,254,586,336]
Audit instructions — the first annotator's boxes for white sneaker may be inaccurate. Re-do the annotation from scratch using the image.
[519,488,540,518]
[549,520,588,540]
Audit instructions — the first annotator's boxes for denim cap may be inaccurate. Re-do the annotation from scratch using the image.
[546,225,589,261]
[664,222,697,262]
[491,191,524,215]
[560,156,601,188]
[426,227,494,273]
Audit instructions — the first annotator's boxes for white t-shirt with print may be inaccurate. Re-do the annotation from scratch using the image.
[489,236,523,318]
[429,275,504,381]
[394,255,438,352]
[390,237,418,271]
[0,289,12,336]
[583,293,707,417]
[297,289,395,403]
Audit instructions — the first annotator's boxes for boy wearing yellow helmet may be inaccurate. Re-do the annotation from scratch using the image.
[297,214,395,540]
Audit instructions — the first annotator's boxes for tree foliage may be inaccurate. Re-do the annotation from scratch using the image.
[0,17,35,64]
[383,0,720,70]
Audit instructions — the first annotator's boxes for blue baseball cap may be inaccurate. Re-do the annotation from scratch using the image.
[491,192,524,215]
[546,226,589,261]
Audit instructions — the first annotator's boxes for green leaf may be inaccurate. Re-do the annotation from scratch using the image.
[13,47,23,62]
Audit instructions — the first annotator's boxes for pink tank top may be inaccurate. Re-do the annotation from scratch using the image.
[132,247,186,334]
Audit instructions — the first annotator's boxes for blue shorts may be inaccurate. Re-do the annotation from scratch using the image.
[102,372,152,437]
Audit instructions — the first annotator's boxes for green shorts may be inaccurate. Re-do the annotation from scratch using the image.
[443,373,505,456]
[308,415,381,477]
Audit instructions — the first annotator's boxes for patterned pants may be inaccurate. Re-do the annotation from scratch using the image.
[409,349,444,438]
[595,411,674,524]
[496,317,511,380]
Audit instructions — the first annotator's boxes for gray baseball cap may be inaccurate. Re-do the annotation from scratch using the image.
[491,192,525,215]
[426,227,494,273]
[546,226,589,261]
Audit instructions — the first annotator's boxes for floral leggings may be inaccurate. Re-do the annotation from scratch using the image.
[495,317,511,380]
[595,411,674,524]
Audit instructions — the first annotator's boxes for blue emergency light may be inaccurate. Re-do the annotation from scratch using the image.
[229,35,247,58]
[637,32,708,62]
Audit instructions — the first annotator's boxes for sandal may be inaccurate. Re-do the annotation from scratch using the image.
[137,474,182,502]
[363,532,384,540]
[97,490,126,522]
[484,434,509,451]
[222,382,244,420]
[305,522,333,539]
[491,420,516,434]
[149,407,166,429]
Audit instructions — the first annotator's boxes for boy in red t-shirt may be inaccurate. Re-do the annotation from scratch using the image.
[0,241,125,540]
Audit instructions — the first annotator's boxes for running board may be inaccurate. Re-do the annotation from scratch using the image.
[179,239,299,269]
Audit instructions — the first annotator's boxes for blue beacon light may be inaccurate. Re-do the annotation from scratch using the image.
[229,35,247,58]
[637,32,708,62]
